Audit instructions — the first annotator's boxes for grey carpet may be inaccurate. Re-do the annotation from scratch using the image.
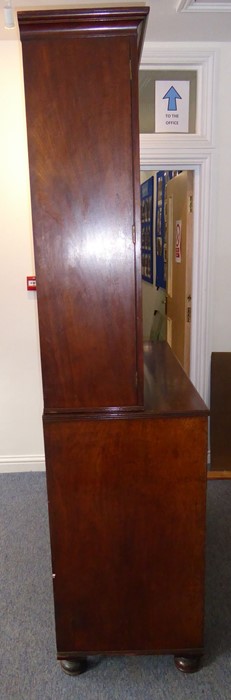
[0,473,230,699]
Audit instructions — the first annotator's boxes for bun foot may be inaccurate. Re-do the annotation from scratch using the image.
[60,657,88,676]
[174,655,202,673]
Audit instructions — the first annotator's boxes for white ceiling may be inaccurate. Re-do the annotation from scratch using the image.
[1,0,231,42]
[145,0,231,41]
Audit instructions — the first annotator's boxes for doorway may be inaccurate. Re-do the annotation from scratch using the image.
[141,169,194,377]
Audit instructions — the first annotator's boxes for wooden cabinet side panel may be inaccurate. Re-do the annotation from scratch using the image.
[44,416,207,654]
[21,34,142,411]
[210,352,231,470]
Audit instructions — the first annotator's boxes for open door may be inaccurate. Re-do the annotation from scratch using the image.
[166,171,193,376]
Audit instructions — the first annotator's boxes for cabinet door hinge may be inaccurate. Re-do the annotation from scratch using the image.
[187,294,192,323]
[132,225,136,244]
[188,194,193,213]
[135,371,138,388]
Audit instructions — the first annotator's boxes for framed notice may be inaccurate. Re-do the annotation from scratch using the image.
[141,176,154,284]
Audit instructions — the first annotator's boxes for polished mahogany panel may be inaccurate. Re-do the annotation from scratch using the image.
[143,342,209,417]
[43,341,209,422]
[210,352,231,470]
[44,414,207,654]
[20,20,145,411]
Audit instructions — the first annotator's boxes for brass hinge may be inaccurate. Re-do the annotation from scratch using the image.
[188,194,193,213]
[187,294,192,323]
[132,225,136,244]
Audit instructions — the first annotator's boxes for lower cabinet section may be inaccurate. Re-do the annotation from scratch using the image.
[44,415,207,659]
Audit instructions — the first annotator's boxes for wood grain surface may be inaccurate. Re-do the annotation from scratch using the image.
[20,17,146,411]
[44,414,207,654]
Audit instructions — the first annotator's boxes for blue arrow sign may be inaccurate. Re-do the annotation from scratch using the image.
[163,86,182,112]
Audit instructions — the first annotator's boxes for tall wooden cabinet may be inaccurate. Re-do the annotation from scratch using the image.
[18,8,208,676]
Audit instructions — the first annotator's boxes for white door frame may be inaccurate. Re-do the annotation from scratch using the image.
[140,44,217,404]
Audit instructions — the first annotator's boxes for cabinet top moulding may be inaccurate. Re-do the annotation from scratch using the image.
[17,6,149,59]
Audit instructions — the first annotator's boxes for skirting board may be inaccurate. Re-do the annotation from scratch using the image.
[0,455,45,473]
[0,451,210,474]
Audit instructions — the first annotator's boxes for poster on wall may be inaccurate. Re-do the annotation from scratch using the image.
[141,176,154,284]
[155,171,169,289]
[155,171,182,289]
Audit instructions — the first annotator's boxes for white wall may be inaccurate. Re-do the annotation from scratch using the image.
[210,44,231,351]
[0,37,231,472]
[0,41,44,471]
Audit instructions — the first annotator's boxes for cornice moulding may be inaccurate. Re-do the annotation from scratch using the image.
[177,1,231,12]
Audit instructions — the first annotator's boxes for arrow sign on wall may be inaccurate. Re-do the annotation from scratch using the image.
[155,80,189,133]
[163,86,182,111]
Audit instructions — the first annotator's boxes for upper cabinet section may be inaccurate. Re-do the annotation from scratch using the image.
[18,8,149,414]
